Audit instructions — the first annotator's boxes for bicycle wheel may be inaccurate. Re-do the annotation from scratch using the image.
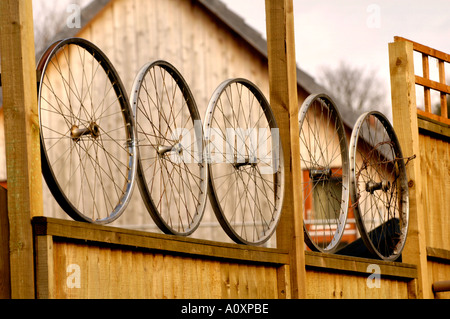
[131,60,207,235]
[299,93,350,253]
[37,38,137,224]
[204,78,284,245]
[349,111,409,261]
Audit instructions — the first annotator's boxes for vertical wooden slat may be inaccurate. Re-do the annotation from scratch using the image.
[408,279,418,299]
[87,245,101,298]
[34,235,54,299]
[276,265,290,299]
[265,0,306,299]
[419,134,431,245]
[106,247,118,298]
[153,253,164,298]
[172,256,183,298]
[101,246,112,298]
[229,262,239,298]
[0,187,10,298]
[209,260,222,299]
[438,60,447,118]
[422,54,432,112]
[389,39,431,299]
[190,257,201,299]
[59,241,76,298]
[0,0,43,299]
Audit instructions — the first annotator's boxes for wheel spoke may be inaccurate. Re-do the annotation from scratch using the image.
[38,38,137,224]
[299,94,349,253]
[205,79,284,245]
[133,61,207,236]
[350,112,409,260]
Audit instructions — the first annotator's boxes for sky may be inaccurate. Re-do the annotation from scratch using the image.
[221,0,450,115]
[29,0,450,116]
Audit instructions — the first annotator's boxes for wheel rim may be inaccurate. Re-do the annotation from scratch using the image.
[349,111,409,260]
[132,60,207,235]
[204,78,284,245]
[38,38,137,224]
[299,93,350,253]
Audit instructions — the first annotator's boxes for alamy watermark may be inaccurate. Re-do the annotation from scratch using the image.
[366,4,381,29]
[66,4,81,29]
[366,264,381,288]
[158,120,281,174]
[66,264,81,289]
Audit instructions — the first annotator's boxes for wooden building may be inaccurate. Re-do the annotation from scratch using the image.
[32,0,361,247]
[0,0,448,300]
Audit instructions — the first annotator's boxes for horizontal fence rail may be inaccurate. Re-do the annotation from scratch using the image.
[395,37,450,125]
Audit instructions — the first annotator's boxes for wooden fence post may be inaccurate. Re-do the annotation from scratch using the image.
[388,40,431,299]
[265,0,307,299]
[0,0,43,298]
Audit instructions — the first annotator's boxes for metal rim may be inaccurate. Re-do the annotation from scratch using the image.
[37,37,137,224]
[131,60,208,236]
[349,111,409,261]
[298,93,350,253]
[204,78,285,245]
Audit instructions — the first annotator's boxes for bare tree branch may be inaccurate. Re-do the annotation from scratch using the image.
[318,60,386,113]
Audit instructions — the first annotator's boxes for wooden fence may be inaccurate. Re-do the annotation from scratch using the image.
[30,215,417,299]
[0,183,420,299]
[0,1,448,300]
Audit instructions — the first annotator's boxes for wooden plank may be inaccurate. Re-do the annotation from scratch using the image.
[32,217,289,265]
[0,0,44,299]
[415,75,450,95]
[34,235,54,299]
[100,246,112,298]
[443,139,450,248]
[306,268,411,299]
[408,279,419,299]
[427,247,450,263]
[438,60,448,118]
[429,138,445,247]
[39,238,283,299]
[395,36,450,63]
[417,109,450,126]
[305,251,417,280]
[417,114,450,139]
[422,54,432,112]
[265,0,306,299]
[418,134,432,248]
[428,260,450,299]
[253,264,264,298]
[0,187,10,299]
[152,253,164,298]
[276,265,290,299]
[87,244,102,298]
[389,39,432,298]
[418,133,450,251]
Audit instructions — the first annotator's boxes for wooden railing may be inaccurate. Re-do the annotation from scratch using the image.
[390,37,450,299]
[394,37,450,126]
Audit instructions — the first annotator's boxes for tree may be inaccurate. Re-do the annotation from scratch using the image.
[317,60,387,113]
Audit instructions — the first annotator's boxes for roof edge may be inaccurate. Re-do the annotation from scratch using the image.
[35,0,112,61]
[32,0,355,128]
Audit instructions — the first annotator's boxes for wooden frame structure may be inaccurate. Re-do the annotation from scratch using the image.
[394,37,450,126]
[0,0,43,299]
[389,37,450,299]
[0,0,447,299]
